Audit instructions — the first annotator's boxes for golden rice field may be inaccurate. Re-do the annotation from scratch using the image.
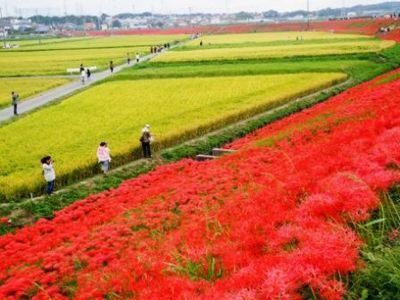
[0,46,147,76]
[0,72,346,199]
[0,34,185,76]
[187,31,372,46]
[0,77,72,108]
[11,34,186,50]
[5,37,88,48]
[155,39,394,62]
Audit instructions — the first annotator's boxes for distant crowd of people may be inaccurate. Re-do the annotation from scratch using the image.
[40,125,154,196]
[150,43,171,54]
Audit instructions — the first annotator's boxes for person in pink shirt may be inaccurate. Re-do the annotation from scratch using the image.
[97,142,111,174]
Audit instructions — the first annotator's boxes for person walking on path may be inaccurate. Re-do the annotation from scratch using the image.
[80,64,85,73]
[140,125,153,158]
[135,52,140,63]
[11,91,19,116]
[86,68,91,80]
[97,142,111,174]
[41,156,56,195]
[127,53,131,65]
[109,61,114,73]
[81,69,86,85]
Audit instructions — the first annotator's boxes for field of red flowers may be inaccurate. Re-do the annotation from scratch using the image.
[257,18,398,35]
[83,18,400,37]
[1,69,400,299]
[380,27,400,42]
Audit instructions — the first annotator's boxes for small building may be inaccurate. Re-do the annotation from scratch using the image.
[35,25,50,34]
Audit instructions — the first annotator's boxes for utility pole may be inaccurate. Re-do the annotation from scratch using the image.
[63,0,67,16]
[0,8,7,49]
[307,0,310,31]
[341,0,346,19]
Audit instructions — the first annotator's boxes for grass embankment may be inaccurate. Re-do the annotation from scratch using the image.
[345,185,400,299]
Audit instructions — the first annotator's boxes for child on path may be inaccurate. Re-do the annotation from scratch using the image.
[86,68,91,80]
[97,142,111,174]
[41,156,56,195]
[110,61,114,73]
[11,91,19,116]
[140,125,153,158]
[135,52,140,63]
[127,53,131,65]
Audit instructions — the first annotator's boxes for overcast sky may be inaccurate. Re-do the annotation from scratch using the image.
[0,0,395,16]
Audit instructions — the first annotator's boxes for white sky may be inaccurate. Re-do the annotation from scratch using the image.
[0,0,395,16]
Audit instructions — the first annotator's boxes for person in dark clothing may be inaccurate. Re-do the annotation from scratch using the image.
[127,53,131,64]
[11,91,19,116]
[109,61,114,73]
[140,125,153,158]
[80,64,84,73]
[86,68,91,80]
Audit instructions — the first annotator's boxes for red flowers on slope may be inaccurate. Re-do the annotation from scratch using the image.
[0,70,400,299]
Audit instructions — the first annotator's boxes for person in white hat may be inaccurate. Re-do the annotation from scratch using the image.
[140,125,153,158]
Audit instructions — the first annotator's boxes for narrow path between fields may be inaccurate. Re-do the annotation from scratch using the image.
[0,51,163,123]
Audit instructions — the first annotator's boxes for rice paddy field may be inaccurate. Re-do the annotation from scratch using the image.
[0,35,186,76]
[155,38,394,62]
[0,47,148,76]
[8,35,186,50]
[0,77,72,109]
[185,31,372,46]
[0,30,399,201]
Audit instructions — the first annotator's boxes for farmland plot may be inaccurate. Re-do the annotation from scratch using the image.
[155,39,394,62]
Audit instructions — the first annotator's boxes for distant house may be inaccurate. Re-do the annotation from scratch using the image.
[120,18,149,29]
[63,22,79,31]
[35,25,50,34]
[11,18,33,32]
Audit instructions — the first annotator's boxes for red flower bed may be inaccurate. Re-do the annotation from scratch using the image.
[0,71,400,299]
[257,18,398,35]
[380,28,400,42]
[79,18,400,37]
